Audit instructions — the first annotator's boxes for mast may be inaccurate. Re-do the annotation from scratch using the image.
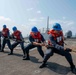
[46,16,49,32]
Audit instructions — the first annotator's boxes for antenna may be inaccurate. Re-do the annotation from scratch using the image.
[46,16,49,32]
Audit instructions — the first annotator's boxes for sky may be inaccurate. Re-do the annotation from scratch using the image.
[0,0,76,37]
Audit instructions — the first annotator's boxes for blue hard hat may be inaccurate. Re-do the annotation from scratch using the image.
[3,25,6,28]
[12,26,17,31]
[31,26,38,32]
[53,23,62,31]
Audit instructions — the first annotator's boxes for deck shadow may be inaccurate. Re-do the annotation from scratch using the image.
[47,62,70,74]
[30,56,42,63]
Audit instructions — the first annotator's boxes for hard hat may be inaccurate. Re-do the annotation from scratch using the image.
[53,23,62,30]
[3,25,6,28]
[31,26,38,32]
[12,26,17,31]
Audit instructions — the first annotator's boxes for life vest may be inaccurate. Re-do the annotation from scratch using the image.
[47,30,64,45]
[2,28,9,37]
[13,30,21,40]
[30,32,42,42]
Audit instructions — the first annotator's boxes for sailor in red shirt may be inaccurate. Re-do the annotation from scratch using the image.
[0,25,12,52]
[39,23,76,74]
[8,26,25,58]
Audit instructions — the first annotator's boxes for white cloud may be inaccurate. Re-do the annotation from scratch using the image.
[62,17,66,20]
[28,18,37,22]
[37,10,41,14]
[40,17,45,20]
[0,16,11,21]
[67,21,74,26]
[26,8,34,11]
[28,17,45,22]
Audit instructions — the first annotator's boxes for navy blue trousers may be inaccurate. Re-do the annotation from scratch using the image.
[1,38,12,51]
[43,48,75,67]
[24,43,44,58]
[11,41,25,55]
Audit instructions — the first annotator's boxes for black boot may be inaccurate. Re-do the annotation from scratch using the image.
[71,66,76,74]
[23,57,30,60]
[39,62,47,68]
[8,52,13,55]
[23,53,30,60]
[23,55,26,58]
[8,50,13,55]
